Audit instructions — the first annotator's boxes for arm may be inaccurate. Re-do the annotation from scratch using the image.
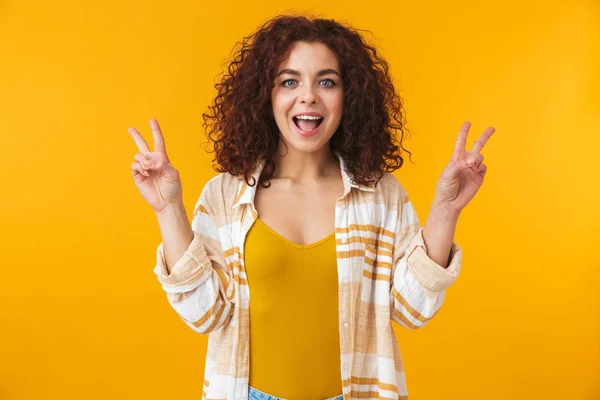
[157,202,194,275]
[421,202,460,269]
[153,180,235,335]
[390,187,462,330]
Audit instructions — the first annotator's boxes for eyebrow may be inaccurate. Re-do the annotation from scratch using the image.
[275,68,341,78]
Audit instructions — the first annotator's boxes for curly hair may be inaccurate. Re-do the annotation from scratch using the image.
[201,13,414,189]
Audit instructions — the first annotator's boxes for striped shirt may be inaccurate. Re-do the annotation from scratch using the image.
[154,151,462,400]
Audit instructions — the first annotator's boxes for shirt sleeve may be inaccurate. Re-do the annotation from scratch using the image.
[153,179,235,334]
[389,184,462,329]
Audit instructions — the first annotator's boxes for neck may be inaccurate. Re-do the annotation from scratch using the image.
[272,141,340,185]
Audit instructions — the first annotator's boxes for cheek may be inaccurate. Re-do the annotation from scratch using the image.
[328,92,344,114]
[270,95,292,133]
[271,93,292,116]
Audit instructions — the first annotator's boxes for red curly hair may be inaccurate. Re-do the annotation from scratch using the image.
[201,13,414,188]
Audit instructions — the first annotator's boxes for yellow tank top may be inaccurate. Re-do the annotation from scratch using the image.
[244,218,343,399]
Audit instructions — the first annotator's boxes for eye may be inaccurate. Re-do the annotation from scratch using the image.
[320,78,337,87]
[280,79,338,88]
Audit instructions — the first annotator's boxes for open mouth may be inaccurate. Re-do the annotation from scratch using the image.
[292,116,324,131]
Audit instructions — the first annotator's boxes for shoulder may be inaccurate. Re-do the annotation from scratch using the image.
[197,171,245,212]
[374,172,411,210]
[201,171,243,194]
[377,171,409,197]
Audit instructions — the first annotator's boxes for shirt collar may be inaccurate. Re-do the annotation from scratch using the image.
[232,150,376,210]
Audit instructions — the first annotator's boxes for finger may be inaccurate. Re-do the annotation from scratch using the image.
[128,127,151,154]
[132,164,142,177]
[465,153,484,168]
[133,153,152,169]
[132,162,150,177]
[470,127,495,154]
[149,118,168,156]
[478,163,487,178]
[452,121,471,159]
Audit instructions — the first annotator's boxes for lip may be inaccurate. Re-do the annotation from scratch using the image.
[293,111,323,118]
[291,116,323,137]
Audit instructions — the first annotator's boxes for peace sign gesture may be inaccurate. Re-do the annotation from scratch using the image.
[432,121,496,216]
[128,118,182,214]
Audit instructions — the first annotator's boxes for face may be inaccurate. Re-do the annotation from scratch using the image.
[271,41,344,155]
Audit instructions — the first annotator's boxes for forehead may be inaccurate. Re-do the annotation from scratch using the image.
[277,41,340,71]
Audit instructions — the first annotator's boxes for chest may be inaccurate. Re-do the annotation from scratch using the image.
[253,178,345,246]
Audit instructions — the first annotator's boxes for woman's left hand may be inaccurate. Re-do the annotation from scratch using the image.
[433,121,495,216]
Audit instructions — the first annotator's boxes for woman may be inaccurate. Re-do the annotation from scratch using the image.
[128,14,494,400]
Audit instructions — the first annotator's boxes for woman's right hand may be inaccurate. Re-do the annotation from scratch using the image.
[128,118,183,214]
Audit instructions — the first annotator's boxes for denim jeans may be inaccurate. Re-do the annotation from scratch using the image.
[248,385,344,400]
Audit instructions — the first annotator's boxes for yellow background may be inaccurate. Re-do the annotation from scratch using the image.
[1,0,598,399]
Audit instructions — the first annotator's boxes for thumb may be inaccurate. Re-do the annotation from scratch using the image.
[446,157,473,178]
[143,159,174,171]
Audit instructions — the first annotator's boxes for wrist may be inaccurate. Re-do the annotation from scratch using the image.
[430,200,461,222]
[156,201,186,220]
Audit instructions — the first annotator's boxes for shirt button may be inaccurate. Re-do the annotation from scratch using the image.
[343,322,349,329]
[341,237,348,244]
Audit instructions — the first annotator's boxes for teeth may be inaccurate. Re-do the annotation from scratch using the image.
[295,115,322,120]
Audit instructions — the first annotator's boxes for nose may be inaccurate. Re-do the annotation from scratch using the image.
[298,82,318,104]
